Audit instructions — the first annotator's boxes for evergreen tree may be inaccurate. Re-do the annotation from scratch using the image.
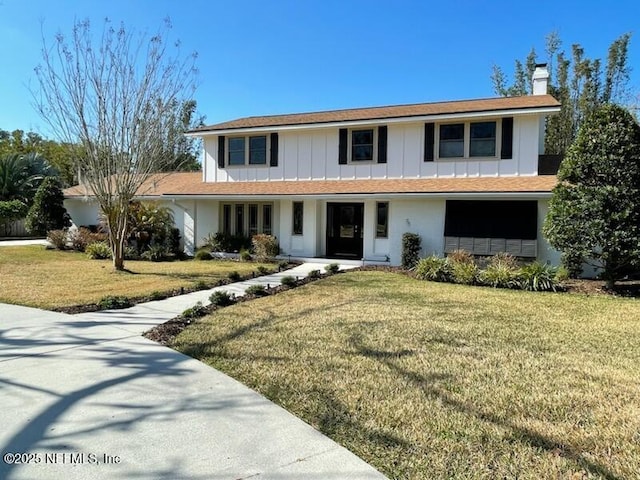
[25,177,71,235]
[492,32,632,155]
[543,104,640,287]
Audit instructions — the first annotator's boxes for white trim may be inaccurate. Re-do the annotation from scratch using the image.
[188,107,561,137]
[163,192,552,201]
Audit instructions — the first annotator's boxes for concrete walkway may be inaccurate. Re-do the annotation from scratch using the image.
[0,239,49,247]
[0,262,386,480]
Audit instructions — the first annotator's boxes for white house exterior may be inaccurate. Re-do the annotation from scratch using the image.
[65,65,563,266]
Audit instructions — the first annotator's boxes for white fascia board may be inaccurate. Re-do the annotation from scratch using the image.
[161,192,552,201]
[187,106,561,137]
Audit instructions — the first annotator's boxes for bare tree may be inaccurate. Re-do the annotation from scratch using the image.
[32,18,197,270]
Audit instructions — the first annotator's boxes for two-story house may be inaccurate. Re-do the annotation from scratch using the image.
[65,64,562,266]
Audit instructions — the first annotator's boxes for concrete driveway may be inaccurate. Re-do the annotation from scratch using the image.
[0,302,386,479]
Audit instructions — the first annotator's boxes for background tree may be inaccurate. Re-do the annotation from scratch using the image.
[158,99,205,172]
[25,176,71,235]
[0,152,56,205]
[492,32,632,155]
[0,128,83,187]
[33,18,197,270]
[543,104,640,287]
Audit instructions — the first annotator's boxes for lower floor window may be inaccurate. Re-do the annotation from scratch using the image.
[292,202,303,235]
[221,202,273,237]
[376,202,389,238]
[444,200,537,239]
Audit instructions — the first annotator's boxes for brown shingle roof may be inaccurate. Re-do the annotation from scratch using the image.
[64,173,557,198]
[191,95,560,132]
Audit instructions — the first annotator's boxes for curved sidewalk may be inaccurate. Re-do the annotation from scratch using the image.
[0,262,386,480]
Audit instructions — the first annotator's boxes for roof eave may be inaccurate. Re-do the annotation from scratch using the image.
[187,106,561,136]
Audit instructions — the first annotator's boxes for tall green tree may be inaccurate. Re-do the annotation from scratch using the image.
[492,32,632,155]
[543,104,640,287]
[24,176,71,235]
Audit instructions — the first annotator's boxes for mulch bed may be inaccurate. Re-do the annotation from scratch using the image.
[50,261,301,314]
[143,271,337,345]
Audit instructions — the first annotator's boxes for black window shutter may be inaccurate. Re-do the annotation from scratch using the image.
[424,123,434,161]
[270,132,279,167]
[217,136,225,168]
[377,126,387,163]
[501,117,513,159]
[338,128,348,164]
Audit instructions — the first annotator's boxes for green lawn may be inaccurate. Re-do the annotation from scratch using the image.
[173,271,640,480]
[0,245,274,309]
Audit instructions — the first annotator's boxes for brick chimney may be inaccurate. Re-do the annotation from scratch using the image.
[532,63,549,95]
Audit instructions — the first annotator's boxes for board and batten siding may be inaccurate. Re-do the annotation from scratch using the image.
[203,115,540,182]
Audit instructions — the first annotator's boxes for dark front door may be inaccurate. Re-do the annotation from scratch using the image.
[326,203,364,259]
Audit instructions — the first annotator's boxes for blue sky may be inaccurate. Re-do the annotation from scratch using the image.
[1,0,639,137]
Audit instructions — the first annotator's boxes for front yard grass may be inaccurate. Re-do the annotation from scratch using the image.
[173,271,640,480]
[0,246,274,309]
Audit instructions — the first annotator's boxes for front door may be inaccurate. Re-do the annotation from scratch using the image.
[326,203,364,259]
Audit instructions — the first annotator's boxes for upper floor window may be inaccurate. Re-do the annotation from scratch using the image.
[438,121,498,159]
[351,129,375,161]
[228,137,246,165]
[439,124,465,158]
[227,135,267,166]
[470,122,496,157]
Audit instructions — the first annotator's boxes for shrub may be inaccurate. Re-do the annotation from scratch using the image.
[256,265,271,275]
[555,265,570,282]
[181,301,208,319]
[278,260,289,271]
[401,233,421,269]
[324,263,340,274]
[209,290,235,306]
[127,201,175,255]
[481,263,518,288]
[194,248,212,261]
[480,253,519,288]
[124,245,140,260]
[25,177,71,235]
[252,234,280,261]
[203,232,251,252]
[69,227,108,252]
[140,244,170,262]
[490,252,519,269]
[414,255,451,282]
[307,269,321,279]
[447,249,475,265]
[240,249,252,261]
[280,275,297,287]
[46,229,68,250]
[517,261,560,292]
[194,280,209,290]
[450,260,479,285]
[98,295,132,310]
[148,291,166,301]
[86,241,112,259]
[169,227,181,256]
[245,284,267,296]
[228,271,241,282]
